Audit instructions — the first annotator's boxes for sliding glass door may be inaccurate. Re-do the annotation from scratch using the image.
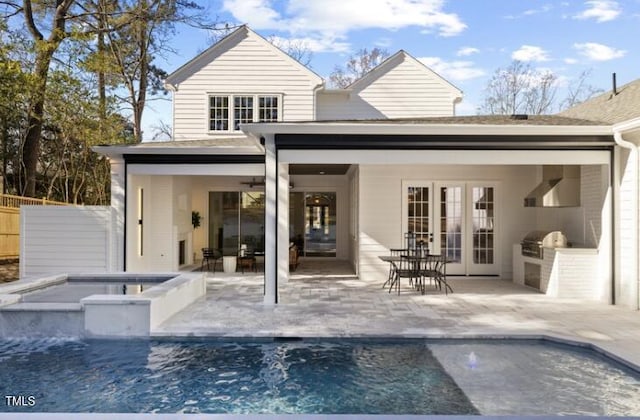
[209,192,265,255]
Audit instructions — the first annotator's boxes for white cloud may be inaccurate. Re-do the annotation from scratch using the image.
[512,45,550,62]
[375,37,393,48]
[223,0,467,47]
[504,4,553,19]
[268,35,350,53]
[574,0,621,22]
[223,0,282,28]
[456,46,479,57]
[419,57,485,81]
[574,42,626,60]
[564,57,578,64]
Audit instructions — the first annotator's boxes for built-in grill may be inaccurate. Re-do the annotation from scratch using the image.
[520,230,568,259]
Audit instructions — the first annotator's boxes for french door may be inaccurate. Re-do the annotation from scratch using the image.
[402,181,499,276]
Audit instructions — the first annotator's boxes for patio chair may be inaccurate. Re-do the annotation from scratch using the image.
[382,248,407,289]
[420,254,453,295]
[388,253,419,295]
[201,248,222,272]
[237,248,257,273]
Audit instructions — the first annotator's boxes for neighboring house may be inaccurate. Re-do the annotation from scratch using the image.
[89,26,639,310]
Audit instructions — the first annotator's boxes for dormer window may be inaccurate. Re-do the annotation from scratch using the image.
[209,94,281,132]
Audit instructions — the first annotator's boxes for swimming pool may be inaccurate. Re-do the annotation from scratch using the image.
[0,338,638,415]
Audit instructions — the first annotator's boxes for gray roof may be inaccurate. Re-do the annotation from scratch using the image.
[99,137,258,148]
[559,78,640,124]
[308,114,605,126]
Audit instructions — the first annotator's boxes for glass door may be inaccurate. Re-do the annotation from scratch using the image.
[289,191,337,257]
[467,185,498,275]
[403,181,499,276]
[402,183,434,252]
[304,192,336,257]
[209,191,265,256]
[435,183,466,275]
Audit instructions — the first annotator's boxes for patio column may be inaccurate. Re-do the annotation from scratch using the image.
[278,163,290,285]
[264,134,278,305]
[109,157,125,271]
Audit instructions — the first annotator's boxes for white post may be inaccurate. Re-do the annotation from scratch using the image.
[264,135,277,305]
[278,162,290,284]
[110,157,125,271]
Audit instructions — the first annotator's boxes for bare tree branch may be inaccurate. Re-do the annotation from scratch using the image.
[329,48,390,88]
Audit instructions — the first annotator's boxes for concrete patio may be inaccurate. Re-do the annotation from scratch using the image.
[154,259,640,371]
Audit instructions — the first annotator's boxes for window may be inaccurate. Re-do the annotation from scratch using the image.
[208,94,281,132]
[259,96,278,122]
[234,96,254,130]
[209,96,229,131]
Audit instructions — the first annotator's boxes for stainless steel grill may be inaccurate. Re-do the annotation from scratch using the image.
[521,230,568,259]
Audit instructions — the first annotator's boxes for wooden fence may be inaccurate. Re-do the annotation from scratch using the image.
[0,194,69,259]
[0,207,19,259]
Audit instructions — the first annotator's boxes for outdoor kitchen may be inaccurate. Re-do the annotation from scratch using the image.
[512,164,610,303]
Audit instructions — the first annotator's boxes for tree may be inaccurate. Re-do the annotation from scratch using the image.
[84,0,210,143]
[7,0,77,197]
[0,23,30,194]
[329,47,390,88]
[559,69,603,111]
[1,0,212,195]
[151,120,172,141]
[267,35,313,67]
[478,61,558,115]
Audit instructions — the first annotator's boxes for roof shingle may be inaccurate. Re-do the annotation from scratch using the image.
[559,78,640,124]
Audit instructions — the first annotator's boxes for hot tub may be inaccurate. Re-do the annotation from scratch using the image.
[0,273,206,338]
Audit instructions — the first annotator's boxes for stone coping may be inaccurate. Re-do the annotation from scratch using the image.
[80,273,201,305]
[6,414,620,419]
[0,272,184,307]
[0,415,626,420]
[1,302,82,312]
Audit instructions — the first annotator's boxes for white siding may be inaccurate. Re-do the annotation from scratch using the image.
[20,206,113,277]
[172,29,321,141]
[317,54,459,120]
[126,175,194,272]
[617,148,638,308]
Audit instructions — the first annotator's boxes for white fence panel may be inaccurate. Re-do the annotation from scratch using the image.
[20,206,114,278]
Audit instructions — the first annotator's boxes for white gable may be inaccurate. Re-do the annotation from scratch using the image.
[316,51,463,120]
[166,26,324,141]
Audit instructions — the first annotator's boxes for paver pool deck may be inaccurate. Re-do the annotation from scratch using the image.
[155,260,640,371]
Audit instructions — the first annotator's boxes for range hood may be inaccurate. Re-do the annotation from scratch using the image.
[524,165,581,207]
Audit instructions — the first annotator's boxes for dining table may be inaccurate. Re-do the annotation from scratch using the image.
[378,254,452,295]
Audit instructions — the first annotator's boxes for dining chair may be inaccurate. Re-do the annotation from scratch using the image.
[238,248,257,273]
[421,254,453,295]
[382,248,407,289]
[388,253,419,295]
[201,248,222,272]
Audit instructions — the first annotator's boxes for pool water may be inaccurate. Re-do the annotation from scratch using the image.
[20,282,159,303]
[0,339,638,415]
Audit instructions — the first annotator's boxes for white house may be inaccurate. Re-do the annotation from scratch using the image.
[90,26,639,310]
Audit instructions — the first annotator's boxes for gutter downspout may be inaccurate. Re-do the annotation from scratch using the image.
[613,119,640,310]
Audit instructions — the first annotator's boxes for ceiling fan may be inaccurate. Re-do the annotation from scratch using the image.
[239,177,294,189]
[240,177,265,188]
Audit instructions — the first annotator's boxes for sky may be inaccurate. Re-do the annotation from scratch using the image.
[143,0,640,141]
